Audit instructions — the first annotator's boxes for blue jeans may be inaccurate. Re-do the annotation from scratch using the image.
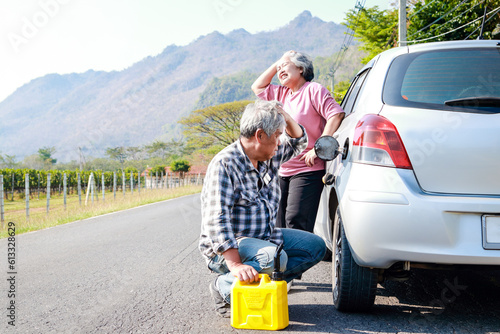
[208,228,326,303]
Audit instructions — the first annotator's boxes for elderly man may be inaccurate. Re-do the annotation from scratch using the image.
[199,99,326,317]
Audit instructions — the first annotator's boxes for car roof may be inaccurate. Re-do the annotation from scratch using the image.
[355,40,500,77]
[406,39,500,53]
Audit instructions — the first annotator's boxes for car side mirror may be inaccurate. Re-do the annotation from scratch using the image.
[314,136,341,161]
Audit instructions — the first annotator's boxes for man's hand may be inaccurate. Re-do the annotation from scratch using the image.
[299,149,317,167]
[223,248,259,282]
[229,263,259,283]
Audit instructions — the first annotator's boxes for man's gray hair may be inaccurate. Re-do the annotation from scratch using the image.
[283,51,314,82]
[240,99,286,138]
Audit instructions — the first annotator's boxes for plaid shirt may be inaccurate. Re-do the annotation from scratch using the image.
[199,125,308,262]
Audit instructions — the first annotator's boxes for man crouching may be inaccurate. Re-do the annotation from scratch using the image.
[199,99,326,317]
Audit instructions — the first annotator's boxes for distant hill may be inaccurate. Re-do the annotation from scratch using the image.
[0,11,362,162]
[193,71,258,109]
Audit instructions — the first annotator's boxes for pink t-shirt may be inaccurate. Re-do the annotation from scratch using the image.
[257,82,344,177]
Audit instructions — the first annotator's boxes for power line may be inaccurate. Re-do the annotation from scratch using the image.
[405,5,500,44]
[408,0,471,38]
[327,0,366,83]
[408,0,440,19]
[422,0,483,37]
[465,5,500,39]
[407,16,482,43]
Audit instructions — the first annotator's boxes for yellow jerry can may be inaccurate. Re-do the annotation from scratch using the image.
[230,243,288,330]
[231,274,288,330]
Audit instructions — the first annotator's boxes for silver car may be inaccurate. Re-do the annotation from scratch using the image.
[313,40,500,312]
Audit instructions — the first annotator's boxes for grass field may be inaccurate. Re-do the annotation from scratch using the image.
[0,186,202,239]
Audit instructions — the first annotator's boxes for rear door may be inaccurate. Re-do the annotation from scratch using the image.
[381,45,500,196]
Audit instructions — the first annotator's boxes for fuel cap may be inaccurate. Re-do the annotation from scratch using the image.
[314,136,340,161]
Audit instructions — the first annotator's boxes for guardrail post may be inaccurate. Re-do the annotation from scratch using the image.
[91,172,95,204]
[102,174,105,201]
[63,173,67,210]
[1,175,4,227]
[85,173,92,206]
[130,172,133,195]
[46,174,51,214]
[78,173,82,205]
[11,173,14,201]
[138,172,141,194]
[25,173,30,221]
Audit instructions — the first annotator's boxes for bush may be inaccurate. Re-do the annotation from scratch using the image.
[0,168,140,191]
[170,160,191,173]
[124,167,139,174]
[151,165,166,175]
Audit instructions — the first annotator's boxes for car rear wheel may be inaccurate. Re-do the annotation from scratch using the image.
[332,208,378,312]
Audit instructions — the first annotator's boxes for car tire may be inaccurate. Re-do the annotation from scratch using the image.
[332,208,378,312]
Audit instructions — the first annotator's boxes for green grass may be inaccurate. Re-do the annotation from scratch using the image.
[0,186,202,239]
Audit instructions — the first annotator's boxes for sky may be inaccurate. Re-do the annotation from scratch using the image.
[0,0,392,102]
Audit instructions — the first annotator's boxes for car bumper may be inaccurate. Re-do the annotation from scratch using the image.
[338,163,500,268]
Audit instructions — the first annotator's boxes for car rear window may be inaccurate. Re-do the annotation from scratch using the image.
[383,48,500,113]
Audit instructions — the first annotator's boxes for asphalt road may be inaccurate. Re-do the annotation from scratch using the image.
[1,194,499,334]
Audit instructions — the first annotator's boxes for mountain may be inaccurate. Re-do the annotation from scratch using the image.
[0,11,354,162]
[194,71,258,109]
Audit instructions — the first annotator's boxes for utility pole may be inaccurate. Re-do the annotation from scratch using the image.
[399,0,407,46]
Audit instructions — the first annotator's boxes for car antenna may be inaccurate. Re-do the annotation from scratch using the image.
[477,0,488,40]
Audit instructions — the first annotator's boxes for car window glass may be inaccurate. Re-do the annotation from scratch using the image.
[350,71,370,114]
[340,76,358,111]
[342,70,369,115]
[403,50,500,103]
[384,48,500,113]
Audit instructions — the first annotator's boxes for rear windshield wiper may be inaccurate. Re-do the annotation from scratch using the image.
[445,97,500,108]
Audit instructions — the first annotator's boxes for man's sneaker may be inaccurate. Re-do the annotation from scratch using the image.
[209,279,230,318]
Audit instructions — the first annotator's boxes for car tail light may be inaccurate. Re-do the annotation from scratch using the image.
[352,114,412,169]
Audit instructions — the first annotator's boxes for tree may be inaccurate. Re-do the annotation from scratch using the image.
[126,146,145,161]
[151,165,166,175]
[21,154,47,170]
[85,157,120,171]
[105,147,127,165]
[170,159,191,173]
[390,0,421,6]
[0,152,17,169]
[124,166,138,173]
[343,1,500,64]
[166,138,188,158]
[313,48,368,91]
[38,146,57,165]
[333,81,351,102]
[343,6,398,64]
[179,100,252,151]
[408,0,500,42]
[145,140,169,159]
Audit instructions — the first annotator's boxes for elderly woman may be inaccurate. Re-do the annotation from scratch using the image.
[252,50,345,233]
